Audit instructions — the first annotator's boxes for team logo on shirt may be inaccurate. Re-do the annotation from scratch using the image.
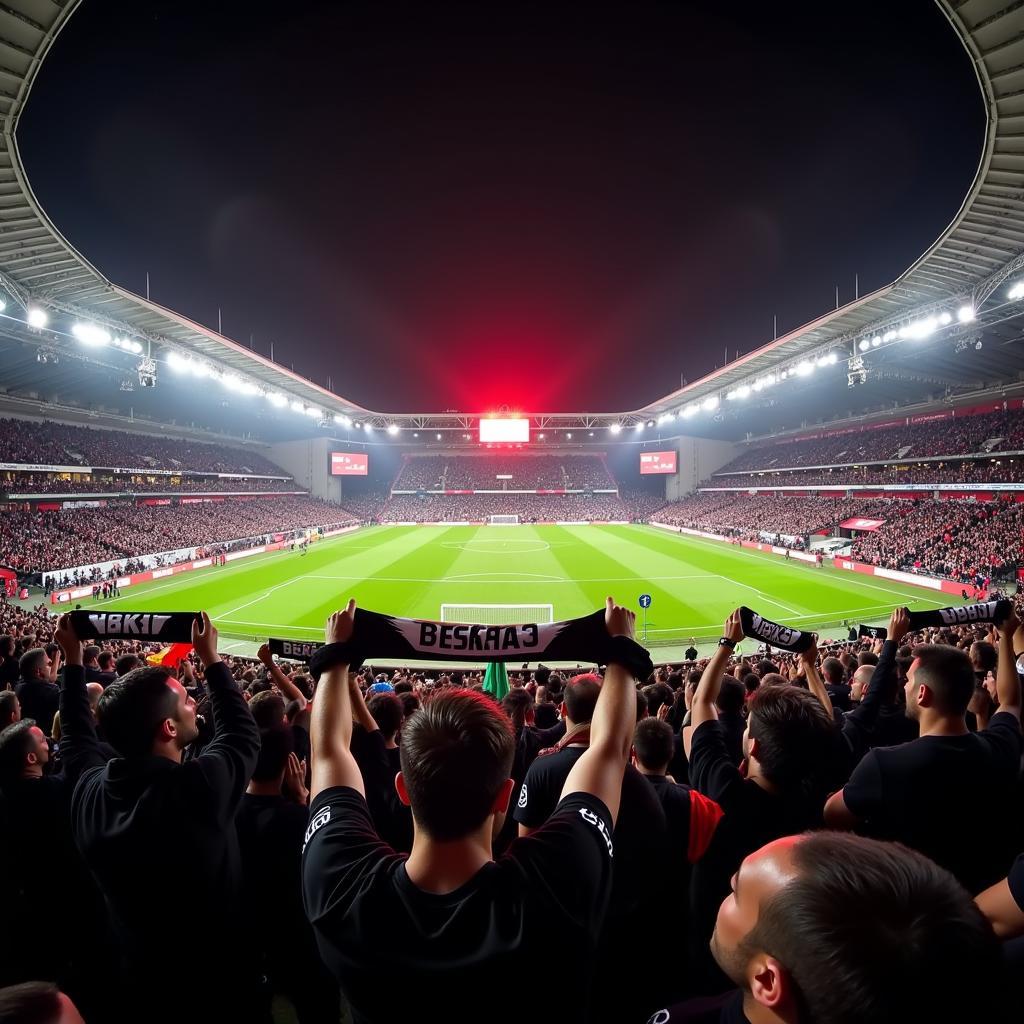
[647,1012,670,1024]
[517,784,528,809]
[303,805,331,849]
[579,807,614,858]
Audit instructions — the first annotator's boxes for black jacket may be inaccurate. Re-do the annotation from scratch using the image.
[60,661,260,982]
[15,677,60,736]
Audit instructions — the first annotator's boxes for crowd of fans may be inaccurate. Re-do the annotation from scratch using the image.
[378,492,632,522]
[1,473,299,496]
[0,418,284,475]
[718,408,1024,475]
[2,585,1023,1022]
[394,454,616,490]
[0,498,360,575]
[709,457,1024,490]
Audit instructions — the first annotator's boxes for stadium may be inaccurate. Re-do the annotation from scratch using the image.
[3,2,1024,1023]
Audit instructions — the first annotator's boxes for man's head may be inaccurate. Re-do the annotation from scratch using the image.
[716,678,746,717]
[19,648,50,683]
[743,686,834,792]
[969,640,997,676]
[501,687,534,729]
[83,646,100,668]
[0,690,20,728]
[85,682,103,716]
[821,657,844,687]
[115,653,143,677]
[711,832,1000,1024]
[398,689,515,841]
[850,665,873,703]
[97,651,115,673]
[755,660,777,678]
[369,693,404,740]
[0,981,85,1024]
[0,719,49,784]
[97,667,198,759]
[0,634,14,659]
[249,690,286,728]
[905,644,975,720]
[633,717,673,774]
[561,674,601,727]
[252,724,294,784]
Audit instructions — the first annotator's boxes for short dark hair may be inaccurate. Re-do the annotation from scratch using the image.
[857,651,878,667]
[634,717,673,772]
[97,667,178,758]
[911,644,976,715]
[716,678,746,716]
[19,648,46,680]
[0,719,38,786]
[755,660,777,678]
[98,651,115,670]
[501,688,533,728]
[252,725,294,782]
[115,653,143,676]
[970,641,997,674]
[742,832,1002,1024]
[0,690,18,723]
[291,674,314,700]
[369,693,403,737]
[563,674,601,724]
[0,981,63,1024]
[0,634,14,657]
[747,686,835,793]
[643,682,674,717]
[249,691,286,728]
[399,689,514,841]
[84,645,101,664]
[821,658,844,685]
[398,692,420,718]
[742,672,760,694]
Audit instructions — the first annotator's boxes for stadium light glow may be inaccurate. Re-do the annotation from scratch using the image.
[795,360,814,377]
[221,373,242,391]
[269,392,288,407]
[702,396,719,411]
[27,308,48,329]
[634,422,644,432]
[900,316,938,341]
[305,405,321,418]
[609,423,622,434]
[239,380,259,396]
[958,305,976,323]
[883,330,896,343]
[334,413,351,426]
[736,384,751,398]
[290,400,305,413]
[387,423,400,435]
[365,423,374,433]
[0,298,6,312]
[859,339,871,351]
[682,402,699,417]
[168,352,190,372]
[566,432,573,439]
[657,412,673,424]
[436,433,442,440]
[72,322,112,346]
[1008,281,1024,300]
[939,312,952,325]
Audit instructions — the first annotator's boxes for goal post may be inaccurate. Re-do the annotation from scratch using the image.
[440,603,554,624]
[488,515,520,525]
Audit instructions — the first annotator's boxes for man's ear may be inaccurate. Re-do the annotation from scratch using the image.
[157,718,176,744]
[916,684,933,708]
[395,771,411,807]
[747,736,760,763]
[749,954,790,1011]
[492,777,516,815]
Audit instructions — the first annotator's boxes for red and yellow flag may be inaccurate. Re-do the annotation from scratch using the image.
[146,642,193,668]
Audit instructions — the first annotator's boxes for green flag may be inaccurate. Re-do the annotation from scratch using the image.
[482,661,509,701]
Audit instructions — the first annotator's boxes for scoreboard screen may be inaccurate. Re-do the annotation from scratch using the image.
[330,452,368,476]
[640,451,677,475]
[479,418,530,443]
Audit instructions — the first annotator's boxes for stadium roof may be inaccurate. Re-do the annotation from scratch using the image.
[0,0,1021,437]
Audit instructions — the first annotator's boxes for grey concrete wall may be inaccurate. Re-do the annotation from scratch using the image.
[266,437,341,502]
[665,436,737,500]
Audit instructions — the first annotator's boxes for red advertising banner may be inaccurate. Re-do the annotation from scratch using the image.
[140,499,172,506]
[910,410,954,425]
[640,451,678,475]
[330,452,369,476]
[839,517,887,531]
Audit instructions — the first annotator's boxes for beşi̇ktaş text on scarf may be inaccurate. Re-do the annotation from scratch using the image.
[266,606,654,680]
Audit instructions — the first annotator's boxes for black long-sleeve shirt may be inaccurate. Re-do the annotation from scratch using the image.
[840,641,897,766]
[60,660,260,982]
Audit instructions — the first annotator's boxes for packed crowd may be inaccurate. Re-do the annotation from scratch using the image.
[2,587,1023,1023]
[654,493,877,538]
[710,457,1024,490]
[1,473,299,496]
[394,454,616,491]
[717,408,1024,475]
[0,498,359,576]
[378,492,632,522]
[850,497,1024,582]
[0,418,284,475]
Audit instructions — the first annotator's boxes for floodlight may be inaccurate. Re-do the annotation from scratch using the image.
[883,330,897,342]
[702,396,719,411]
[939,312,952,325]
[269,392,287,407]
[387,423,400,435]
[1008,281,1024,300]
[290,400,305,413]
[72,322,110,346]
[334,413,351,425]
[566,432,573,439]
[736,385,751,398]
[365,423,374,433]
[27,308,48,329]
[609,423,622,434]
[657,412,673,423]
[436,433,442,440]
[221,373,242,391]
[958,305,975,323]
[168,352,190,372]
[635,422,644,432]
[795,360,814,377]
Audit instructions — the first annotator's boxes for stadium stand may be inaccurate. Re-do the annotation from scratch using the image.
[702,460,1024,490]
[393,453,615,490]
[0,473,302,495]
[379,492,630,522]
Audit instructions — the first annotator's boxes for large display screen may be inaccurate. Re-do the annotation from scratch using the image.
[640,451,677,475]
[479,417,530,443]
[330,452,368,476]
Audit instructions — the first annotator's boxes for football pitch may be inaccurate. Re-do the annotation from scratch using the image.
[82,524,955,663]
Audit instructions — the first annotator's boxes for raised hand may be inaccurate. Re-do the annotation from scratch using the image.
[54,613,83,666]
[888,606,911,645]
[257,642,274,667]
[724,608,744,645]
[191,611,220,668]
[326,598,357,645]
[604,596,635,639]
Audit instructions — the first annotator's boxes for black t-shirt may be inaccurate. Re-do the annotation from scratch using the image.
[350,725,413,853]
[685,647,699,662]
[687,720,819,992]
[1009,853,1024,912]
[302,786,614,1024]
[15,678,59,736]
[647,991,749,1024]
[842,712,1022,893]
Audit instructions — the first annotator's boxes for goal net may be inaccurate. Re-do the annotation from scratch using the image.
[440,603,554,625]
[488,515,520,525]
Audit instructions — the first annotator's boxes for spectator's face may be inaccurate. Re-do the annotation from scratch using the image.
[710,836,799,990]
[904,659,924,720]
[166,679,199,747]
[28,725,49,767]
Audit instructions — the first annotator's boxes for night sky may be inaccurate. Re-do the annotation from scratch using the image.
[19,0,982,414]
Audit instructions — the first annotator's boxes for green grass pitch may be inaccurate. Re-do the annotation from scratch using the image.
[87,525,955,662]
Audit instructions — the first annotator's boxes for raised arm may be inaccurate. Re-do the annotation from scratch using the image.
[684,609,743,759]
[257,643,308,711]
[309,599,365,800]
[800,639,833,720]
[996,605,1021,721]
[54,613,106,781]
[559,598,640,826]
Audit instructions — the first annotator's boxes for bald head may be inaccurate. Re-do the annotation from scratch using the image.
[86,683,104,712]
[851,665,873,702]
